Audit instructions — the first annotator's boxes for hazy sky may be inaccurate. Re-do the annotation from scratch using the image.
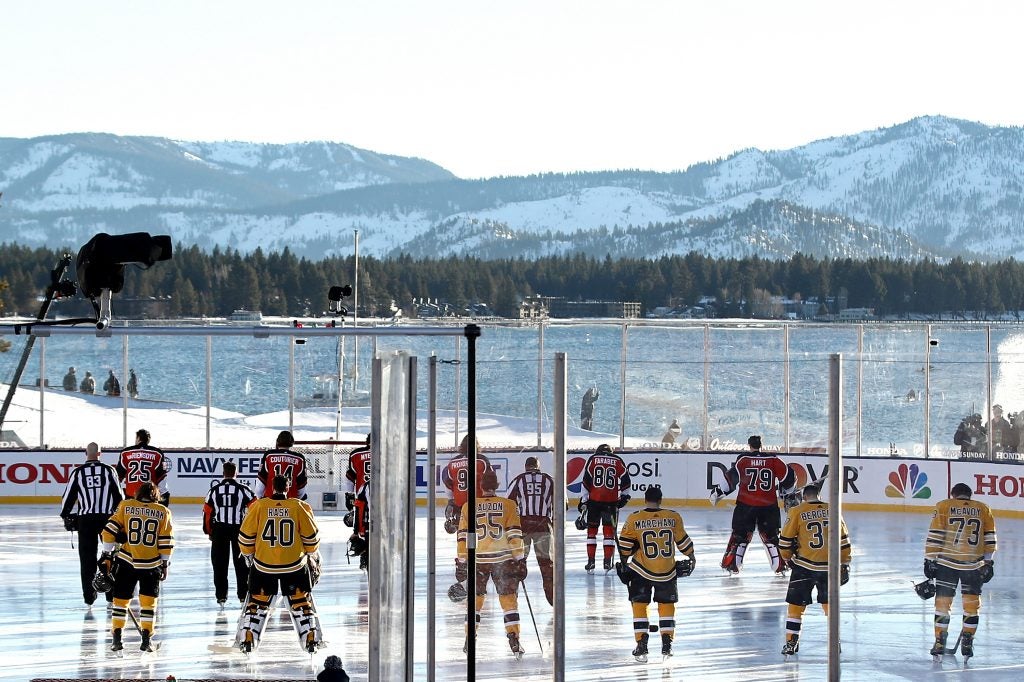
[3,1,1022,179]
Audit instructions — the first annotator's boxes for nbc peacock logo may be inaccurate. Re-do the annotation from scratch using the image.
[885,463,931,499]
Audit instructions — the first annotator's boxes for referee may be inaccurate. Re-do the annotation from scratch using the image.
[60,442,123,605]
[203,461,255,605]
[506,456,557,605]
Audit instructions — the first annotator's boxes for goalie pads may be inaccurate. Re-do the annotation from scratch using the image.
[675,557,695,578]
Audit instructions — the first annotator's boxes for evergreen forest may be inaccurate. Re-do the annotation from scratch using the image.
[0,244,1021,321]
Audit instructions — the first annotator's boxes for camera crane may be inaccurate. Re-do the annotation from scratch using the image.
[0,253,81,431]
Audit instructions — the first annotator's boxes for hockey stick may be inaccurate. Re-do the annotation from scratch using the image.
[945,631,963,656]
[520,580,543,653]
[125,606,144,636]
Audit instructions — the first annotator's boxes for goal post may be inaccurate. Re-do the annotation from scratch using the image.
[293,439,367,511]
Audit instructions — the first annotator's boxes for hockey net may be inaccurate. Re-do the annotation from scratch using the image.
[293,439,365,512]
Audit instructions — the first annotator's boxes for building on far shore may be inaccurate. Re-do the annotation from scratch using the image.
[519,296,640,319]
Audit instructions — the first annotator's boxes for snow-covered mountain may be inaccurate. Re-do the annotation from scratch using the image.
[0,117,1021,261]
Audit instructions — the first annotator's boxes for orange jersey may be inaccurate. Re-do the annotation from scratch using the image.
[116,445,169,499]
[442,454,492,507]
[582,453,630,503]
[256,449,308,499]
[345,446,372,493]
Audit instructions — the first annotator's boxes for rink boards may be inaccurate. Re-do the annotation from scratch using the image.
[2,448,1023,516]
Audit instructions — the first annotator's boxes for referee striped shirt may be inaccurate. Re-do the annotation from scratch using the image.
[507,470,555,520]
[204,478,256,526]
[60,460,123,517]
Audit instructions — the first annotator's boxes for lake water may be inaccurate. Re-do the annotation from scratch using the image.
[2,320,1023,455]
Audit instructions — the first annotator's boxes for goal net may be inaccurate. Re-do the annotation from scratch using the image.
[293,439,366,512]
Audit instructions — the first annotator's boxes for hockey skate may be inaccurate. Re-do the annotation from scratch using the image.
[781,638,799,659]
[960,632,974,660]
[661,633,672,658]
[508,632,524,660]
[632,634,649,663]
[585,559,596,573]
[110,628,123,653]
[140,629,154,652]
[239,632,253,655]
[930,632,947,660]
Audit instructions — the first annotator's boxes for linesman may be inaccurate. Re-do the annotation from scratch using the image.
[506,456,556,605]
[777,481,852,657]
[924,482,997,659]
[203,461,255,605]
[59,442,123,605]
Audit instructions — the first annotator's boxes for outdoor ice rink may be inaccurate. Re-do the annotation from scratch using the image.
[1,505,1021,681]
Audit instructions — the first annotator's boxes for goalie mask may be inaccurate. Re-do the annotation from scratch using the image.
[914,578,936,600]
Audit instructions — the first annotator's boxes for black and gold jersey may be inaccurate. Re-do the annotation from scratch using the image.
[779,500,851,571]
[926,498,997,570]
[457,495,524,564]
[100,499,174,570]
[239,496,320,575]
[617,507,694,583]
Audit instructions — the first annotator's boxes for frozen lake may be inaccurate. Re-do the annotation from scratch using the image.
[2,505,1022,680]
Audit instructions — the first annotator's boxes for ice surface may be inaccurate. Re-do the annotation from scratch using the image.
[0,506,1021,680]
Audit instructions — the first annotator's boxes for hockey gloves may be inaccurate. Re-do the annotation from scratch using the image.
[98,551,115,577]
[344,492,356,511]
[675,556,695,578]
[158,560,168,581]
[840,563,850,585]
[455,559,469,583]
[307,552,322,587]
[709,485,725,506]
[62,514,79,532]
[509,558,528,582]
[617,494,631,509]
[615,561,633,585]
[979,560,994,584]
[923,558,939,579]
[577,500,587,514]
[343,510,355,527]
[444,501,459,535]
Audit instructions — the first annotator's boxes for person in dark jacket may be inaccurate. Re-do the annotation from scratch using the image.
[317,654,350,681]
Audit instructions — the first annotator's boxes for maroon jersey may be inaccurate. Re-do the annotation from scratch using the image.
[256,448,308,499]
[442,453,492,507]
[582,453,630,504]
[345,446,372,493]
[726,453,794,507]
[116,445,169,499]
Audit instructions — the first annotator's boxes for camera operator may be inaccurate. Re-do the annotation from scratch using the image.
[953,413,984,455]
[985,404,1017,453]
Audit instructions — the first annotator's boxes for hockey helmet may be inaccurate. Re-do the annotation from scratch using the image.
[595,443,613,455]
[574,512,587,531]
[448,581,468,602]
[914,578,936,600]
[92,569,114,594]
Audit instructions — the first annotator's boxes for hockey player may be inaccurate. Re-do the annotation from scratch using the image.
[616,485,695,661]
[60,442,123,605]
[713,435,796,574]
[580,443,631,572]
[777,481,852,658]
[116,428,170,504]
[924,482,997,660]
[237,474,322,654]
[344,434,371,570]
[255,430,309,500]
[99,481,174,652]
[443,434,492,600]
[506,456,556,605]
[456,469,528,659]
